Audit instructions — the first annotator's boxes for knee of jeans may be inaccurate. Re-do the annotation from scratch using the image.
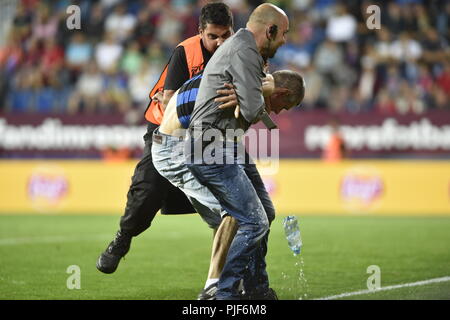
[240,218,269,235]
[257,218,270,235]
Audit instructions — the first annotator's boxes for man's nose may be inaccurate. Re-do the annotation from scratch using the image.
[217,38,225,47]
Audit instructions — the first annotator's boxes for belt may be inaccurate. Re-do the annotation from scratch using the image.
[152,132,185,145]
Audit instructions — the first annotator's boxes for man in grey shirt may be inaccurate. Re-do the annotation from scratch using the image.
[188,28,266,133]
[185,3,290,300]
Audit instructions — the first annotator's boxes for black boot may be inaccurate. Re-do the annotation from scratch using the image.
[96,230,132,274]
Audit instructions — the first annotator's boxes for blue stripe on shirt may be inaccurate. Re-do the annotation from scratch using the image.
[184,73,203,85]
[177,88,198,107]
[179,114,191,129]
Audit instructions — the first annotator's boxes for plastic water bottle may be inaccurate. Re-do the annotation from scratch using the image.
[283,216,302,255]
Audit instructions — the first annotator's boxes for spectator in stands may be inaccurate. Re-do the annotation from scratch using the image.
[101,0,122,11]
[32,5,58,41]
[314,38,344,83]
[95,32,123,72]
[385,64,403,96]
[181,3,201,39]
[120,41,143,75]
[133,8,156,50]
[416,63,434,95]
[274,31,312,70]
[383,2,404,35]
[311,0,336,22]
[357,55,378,109]
[67,61,104,114]
[33,71,58,113]
[374,28,393,65]
[101,66,131,114]
[12,2,32,41]
[84,2,106,42]
[298,63,324,109]
[436,61,450,94]
[390,32,422,63]
[104,3,137,43]
[435,1,449,39]
[65,33,93,71]
[0,0,448,116]
[155,7,183,47]
[326,2,357,43]
[0,32,23,74]
[22,38,42,67]
[395,81,425,114]
[6,68,34,113]
[421,28,448,67]
[428,86,448,111]
[128,61,159,108]
[145,41,166,70]
[374,89,397,114]
[41,38,64,71]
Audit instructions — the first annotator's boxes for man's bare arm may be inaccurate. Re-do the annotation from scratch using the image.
[162,90,176,110]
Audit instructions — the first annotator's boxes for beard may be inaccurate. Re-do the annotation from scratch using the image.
[263,42,279,59]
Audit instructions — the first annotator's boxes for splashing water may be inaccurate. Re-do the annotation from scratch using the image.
[295,256,310,300]
[280,254,310,300]
[281,215,309,299]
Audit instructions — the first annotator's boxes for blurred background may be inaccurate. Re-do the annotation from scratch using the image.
[0,0,449,215]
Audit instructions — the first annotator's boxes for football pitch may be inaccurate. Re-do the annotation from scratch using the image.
[0,214,449,300]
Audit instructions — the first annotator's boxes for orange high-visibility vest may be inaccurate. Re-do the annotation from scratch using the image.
[145,35,204,125]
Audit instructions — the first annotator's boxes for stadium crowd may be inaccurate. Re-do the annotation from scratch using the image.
[0,0,448,116]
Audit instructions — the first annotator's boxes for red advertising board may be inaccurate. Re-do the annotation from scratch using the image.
[1,111,450,158]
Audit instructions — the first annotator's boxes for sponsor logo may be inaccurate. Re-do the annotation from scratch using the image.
[340,167,384,211]
[262,177,277,196]
[27,166,69,212]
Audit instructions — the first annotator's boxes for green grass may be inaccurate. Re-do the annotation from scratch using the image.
[0,214,449,300]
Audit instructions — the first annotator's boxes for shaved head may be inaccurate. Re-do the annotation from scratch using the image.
[247,3,287,28]
[246,3,289,59]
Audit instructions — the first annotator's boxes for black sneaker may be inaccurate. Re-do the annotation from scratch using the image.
[96,230,132,274]
[197,283,218,300]
[246,288,278,300]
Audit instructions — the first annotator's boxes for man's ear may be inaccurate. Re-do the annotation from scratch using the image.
[272,87,290,98]
[198,27,204,36]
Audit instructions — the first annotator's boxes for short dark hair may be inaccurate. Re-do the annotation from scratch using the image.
[273,70,306,106]
[199,2,233,30]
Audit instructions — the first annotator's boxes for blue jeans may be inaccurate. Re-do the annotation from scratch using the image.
[186,138,275,299]
[152,129,223,229]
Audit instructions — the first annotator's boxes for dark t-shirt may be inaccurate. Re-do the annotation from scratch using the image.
[164,39,212,91]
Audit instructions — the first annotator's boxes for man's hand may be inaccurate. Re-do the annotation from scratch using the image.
[151,91,164,103]
[262,74,274,97]
[216,83,238,109]
[216,83,240,118]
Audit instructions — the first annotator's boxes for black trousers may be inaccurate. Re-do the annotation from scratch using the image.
[119,123,195,237]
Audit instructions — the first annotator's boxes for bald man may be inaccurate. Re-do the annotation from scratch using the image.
[185,4,290,300]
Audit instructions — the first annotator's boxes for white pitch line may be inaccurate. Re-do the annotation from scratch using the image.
[316,276,450,300]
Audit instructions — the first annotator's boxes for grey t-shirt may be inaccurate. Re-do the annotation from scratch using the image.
[188,28,266,135]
